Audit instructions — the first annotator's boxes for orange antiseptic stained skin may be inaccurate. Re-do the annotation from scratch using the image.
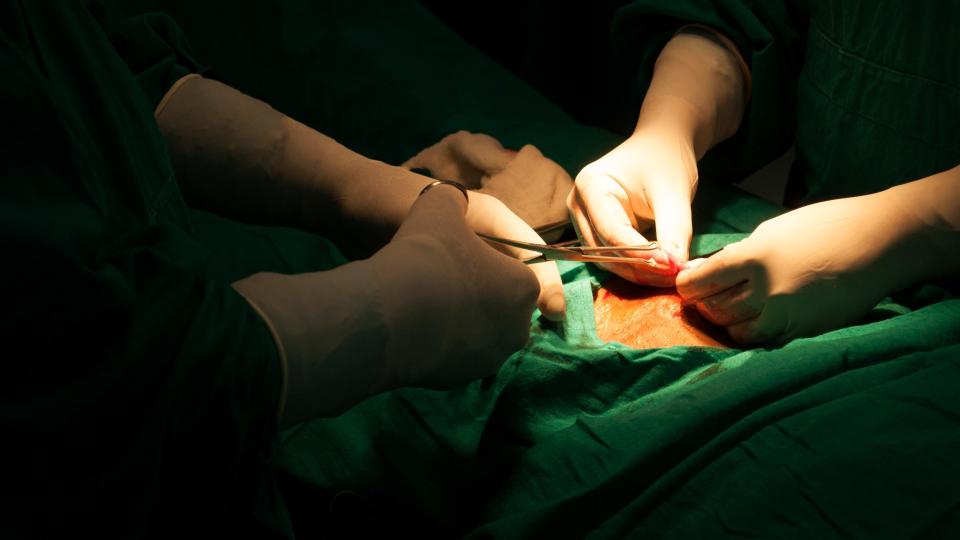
[594,277,733,349]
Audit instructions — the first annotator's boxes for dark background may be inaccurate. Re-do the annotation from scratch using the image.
[419,0,641,136]
[418,0,791,203]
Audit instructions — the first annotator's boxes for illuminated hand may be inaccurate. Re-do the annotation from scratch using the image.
[467,191,566,320]
[567,130,697,286]
[676,192,921,345]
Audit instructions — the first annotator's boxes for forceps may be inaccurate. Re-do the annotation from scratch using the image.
[478,233,667,267]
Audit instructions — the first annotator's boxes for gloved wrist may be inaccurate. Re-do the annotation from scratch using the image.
[569,123,698,272]
[365,235,465,391]
[633,94,703,160]
[232,234,471,428]
[418,179,470,206]
[640,31,747,159]
[875,175,960,288]
[232,262,388,427]
[822,187,950,302]
[619,127,699,196]
[230,187,500,428]
[855,192,924,295]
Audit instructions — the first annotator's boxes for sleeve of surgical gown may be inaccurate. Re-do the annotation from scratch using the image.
[104,10,206,109]
[0,46,288,540]
[612,0,809,181]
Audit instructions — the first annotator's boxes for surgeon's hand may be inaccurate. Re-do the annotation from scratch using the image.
[234,184,542,425]
[567,127,696,287]
[566,29,748,286]
[155,76,565,319]
[676,192,922,345]
[466,191,566,320]
[372,185,542,390]
[402,131,574,241]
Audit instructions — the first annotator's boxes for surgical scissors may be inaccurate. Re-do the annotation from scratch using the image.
[478,233,666,267]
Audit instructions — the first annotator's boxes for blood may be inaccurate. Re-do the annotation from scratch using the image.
[593,277,733,349]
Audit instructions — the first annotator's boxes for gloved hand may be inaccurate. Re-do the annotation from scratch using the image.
[675,176,960,345]
[403,131,512,187]
[465,190,567,320]
[156,76,565,321]
[567,29,748,286]
[233,184,541,426]
[403,130,574,242]
[370,185,542,390]
[567,128,697,287]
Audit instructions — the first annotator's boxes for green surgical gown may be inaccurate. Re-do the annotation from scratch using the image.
[0,2,291,537]
[614,0,960,206]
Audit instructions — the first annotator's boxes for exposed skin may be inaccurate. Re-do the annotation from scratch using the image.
[594,278,732,349]
[156,75,562,425]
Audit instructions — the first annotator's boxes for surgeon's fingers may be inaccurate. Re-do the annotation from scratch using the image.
[726,308,787,347]
[695,281,764,327]
[568,191,674,287]
[484,246,563,321]
[567,188,602,248]
[395,181,470,239]
[571,179,677,285]
[570,193,642,281]
[676,242,755,301]
[650,188,693,265]
[485,233,564,322]
[577,176,664,257]
[470,192,565,321]
[527,260,565,321]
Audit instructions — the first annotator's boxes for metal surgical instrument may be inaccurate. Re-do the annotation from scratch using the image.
[478,233,666,267]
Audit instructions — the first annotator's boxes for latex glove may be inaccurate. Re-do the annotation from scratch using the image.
[403,131,513,187]
[566,29,747,286]
[566,129,696,287]
[156,76,565,320]
[233,184,540,426]
[676,186,948,346]
[403,131,574,241]
[465,191,567,320]
[401,131,568,317]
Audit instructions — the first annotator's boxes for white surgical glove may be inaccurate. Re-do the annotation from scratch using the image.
[567,128,696,286]
[234,185,541,426]
[403,130,574,241]
[677,167,960,345]
[156,76,565,321]
[567,29,748,286]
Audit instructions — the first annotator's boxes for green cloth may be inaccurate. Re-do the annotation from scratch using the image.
[273,288,960,539]
[613,0,960,206]
[8,0,960,538]
[0,2,288,537]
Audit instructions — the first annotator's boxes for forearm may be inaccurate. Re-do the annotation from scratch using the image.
[278,117,438,254]
[233,259,386,427]
[157,75,566,320]
[633,29,748,159]
[882,164,960,286]
[156,75,433,254]
[231,187,471,427]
